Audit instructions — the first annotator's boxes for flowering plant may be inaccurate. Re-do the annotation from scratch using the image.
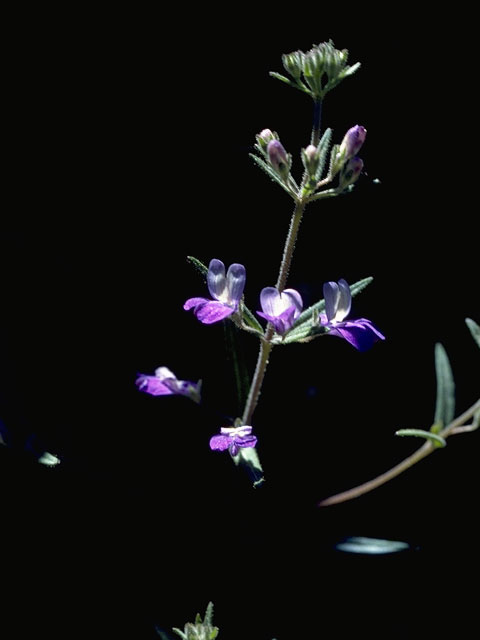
[137,39,480,500]
[138,38,480,638]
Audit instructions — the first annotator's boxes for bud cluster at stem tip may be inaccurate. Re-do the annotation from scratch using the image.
[271,40,361,100]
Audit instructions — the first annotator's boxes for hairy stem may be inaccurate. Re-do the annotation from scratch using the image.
[241,331,273,425]
[318,397,480,507]
[241,199,306,426]
[275,200,306,292]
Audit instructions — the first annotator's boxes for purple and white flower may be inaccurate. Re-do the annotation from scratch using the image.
[320,279,385,351]
[136,366,201,403]
[257,286,303,335]
[184,258,246,324]
[209,425,257,457]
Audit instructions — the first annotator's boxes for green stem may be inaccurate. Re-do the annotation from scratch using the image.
[318,397,480,507]
[241,332,273,426]
[240,199,307,426]
[275,200,306,292]
[311,99,323,146]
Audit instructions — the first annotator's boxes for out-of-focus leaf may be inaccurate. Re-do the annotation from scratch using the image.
[434,343,455,428]
[465,317,480,350]
[335,536,410,554]
[38,452,61,466]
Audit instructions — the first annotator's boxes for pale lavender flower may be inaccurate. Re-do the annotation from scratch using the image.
[136,366,201,403]
[184,258,246,324]
[257,286,303,335]
[209,425,257,456]
[320,279,385,351]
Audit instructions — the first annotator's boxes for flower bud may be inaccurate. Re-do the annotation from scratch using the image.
[339,125,367,161]
[256,128,275,152]
[267,139,289,177]
[339,156,364,190]
[282,50,304,80]
[301,144,319,175]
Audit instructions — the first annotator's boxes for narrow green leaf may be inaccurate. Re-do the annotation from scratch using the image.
[315,127,333,181]
[241,302,264,333]
[171,629,187,640]
[341,62,361,78]
[269,72,311,95]
[249,154,296,197]
[187,255,208,278]
[269,71,294,85]
[395,429,447,448]
[204,602,214,627]
[434,343,455,428]
[465,317,480,350]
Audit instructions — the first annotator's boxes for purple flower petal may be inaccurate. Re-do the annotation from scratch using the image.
[258,305,297,335]
[323,281,339,322]
[136,375,174,396]
[207,259,227,300]
[209,434,232,451]
[235,434,257,448]
[195,301,235,324]
[323,280,351,322]
[184,296,210,311]
[336,279,352,321]
[329,319,385,351]
[226,263,246,305]
[259,287,281,316]
[229,441,240,456]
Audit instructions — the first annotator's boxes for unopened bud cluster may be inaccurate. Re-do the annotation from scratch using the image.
[273,40,361,100]
[332,125,366,190]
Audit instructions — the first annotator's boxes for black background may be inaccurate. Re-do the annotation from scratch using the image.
[2,7,479,639]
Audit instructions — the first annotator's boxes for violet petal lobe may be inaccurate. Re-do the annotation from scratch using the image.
[195,301,235,324]
[282,288,303,315]
[136,375,174,396]
[207,259,227,300]
[184,296,210,311]
[209,434,232,451]
[226,263,246,306]
[259,287,302,319]
[236,434,257,448]
[323,281,340,322]
[330,319,385,351]
[336,279,352,321]
[229,441,240,456]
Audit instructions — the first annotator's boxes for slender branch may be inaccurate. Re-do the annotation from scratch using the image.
[241,332,273,425]
[275,200,306,292]
[311,99,322,146]
[318,397,480,507]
